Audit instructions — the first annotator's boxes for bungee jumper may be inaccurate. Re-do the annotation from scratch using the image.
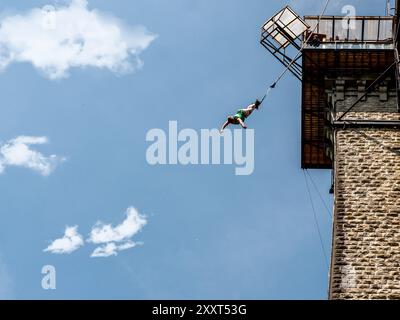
[218,0,331,134]
[219,99,262,133]
[217,0,331,134]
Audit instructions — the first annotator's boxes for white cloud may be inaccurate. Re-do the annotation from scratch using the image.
[90,241,140,258]
[0,136,65,176]
[89,207,147,244]
[44,226,84,254]
[0,0,157,79]
[44,207,147,257]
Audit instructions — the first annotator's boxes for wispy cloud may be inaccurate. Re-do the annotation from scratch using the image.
[90,241,141,258]
[289,0,363,15]
[44,226,84,254]
[0,0,157,79]
[0,258,14,299]
[44,207,147,257]
[89,207,147,244]
[0,136,65,176]
[89,207,147,258]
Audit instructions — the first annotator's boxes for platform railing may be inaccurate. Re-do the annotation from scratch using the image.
[303,16,394,46]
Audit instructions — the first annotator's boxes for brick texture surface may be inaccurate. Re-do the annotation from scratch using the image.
[329,92,400,300]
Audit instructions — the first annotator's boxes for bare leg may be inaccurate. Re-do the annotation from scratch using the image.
[237,118,247,129]
[242,104,257,118]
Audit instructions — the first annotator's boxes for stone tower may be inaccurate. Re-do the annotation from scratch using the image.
[261,5,400,299]
[328,72,400,299]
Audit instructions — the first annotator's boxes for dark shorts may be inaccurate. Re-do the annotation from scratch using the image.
[228,116,240,124]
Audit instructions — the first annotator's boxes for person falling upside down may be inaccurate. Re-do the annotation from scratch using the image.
[220,99,261,134]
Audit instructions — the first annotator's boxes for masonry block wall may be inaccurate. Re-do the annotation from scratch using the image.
[328,85,400,299]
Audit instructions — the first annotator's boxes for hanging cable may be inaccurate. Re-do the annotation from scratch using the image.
[267,0,332,91]
[305,169,333,219]
[258,86,273,107]
[257,0,331,108]
[302,170,330,271]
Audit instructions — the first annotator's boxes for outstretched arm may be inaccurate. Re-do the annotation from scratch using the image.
[220,120,230,133]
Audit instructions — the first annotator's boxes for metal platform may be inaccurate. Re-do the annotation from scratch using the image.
[260,6,309,80]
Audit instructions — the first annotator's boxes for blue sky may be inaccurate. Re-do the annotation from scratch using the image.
[0,0,387,300]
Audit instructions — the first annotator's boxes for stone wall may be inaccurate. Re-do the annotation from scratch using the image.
[329,87,400,299]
